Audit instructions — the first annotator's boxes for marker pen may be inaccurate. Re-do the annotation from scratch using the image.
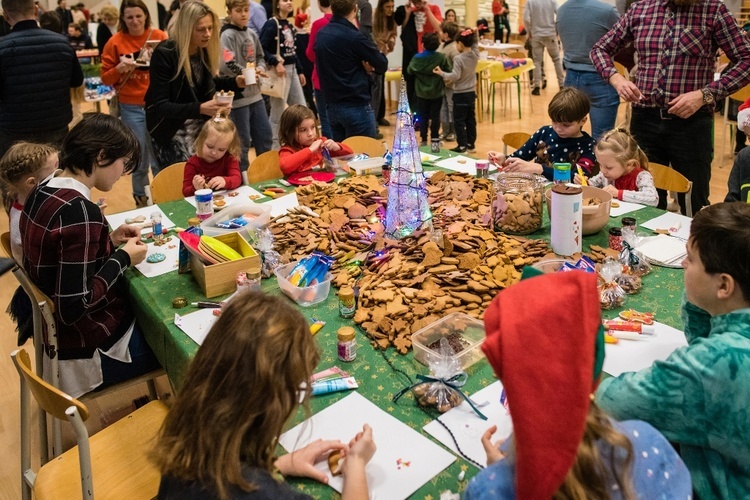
[191,301,222,308]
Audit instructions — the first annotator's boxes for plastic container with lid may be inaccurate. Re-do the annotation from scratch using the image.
[412,313,486,370]
[491,173,545,235]
[274,261,331,307]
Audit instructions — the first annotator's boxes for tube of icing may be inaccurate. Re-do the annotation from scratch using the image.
[311,376,358,396]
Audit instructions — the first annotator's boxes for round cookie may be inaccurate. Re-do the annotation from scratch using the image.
[146,252,166,263]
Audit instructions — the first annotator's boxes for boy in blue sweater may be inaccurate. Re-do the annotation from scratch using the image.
[596,202,750,498]
[488,87,596,181]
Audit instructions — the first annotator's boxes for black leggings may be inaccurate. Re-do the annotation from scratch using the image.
[494,15,511,43]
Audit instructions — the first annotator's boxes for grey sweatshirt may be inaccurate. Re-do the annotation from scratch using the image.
[523,0,559,38]
[220,24,267,108]
[439,45,478,94]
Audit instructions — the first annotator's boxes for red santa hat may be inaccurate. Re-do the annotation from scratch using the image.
[481,269,603,499]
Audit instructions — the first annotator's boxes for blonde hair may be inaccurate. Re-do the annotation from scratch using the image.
[278,104,316,149]
[172,1,220,85]
[194,118,242,160]
[0,142,57,194]
[595,128,649,172]
[98,4,119,23]
[553,402,635,500]
[153,293,320,500]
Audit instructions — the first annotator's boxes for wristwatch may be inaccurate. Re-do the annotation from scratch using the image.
[701,88,715,105]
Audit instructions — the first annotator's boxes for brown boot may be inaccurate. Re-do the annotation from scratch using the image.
[134,194,149,208]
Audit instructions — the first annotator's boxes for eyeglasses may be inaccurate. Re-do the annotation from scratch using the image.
[297,381,308,404]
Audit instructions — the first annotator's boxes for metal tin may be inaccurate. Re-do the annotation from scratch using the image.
[172,297,188,308]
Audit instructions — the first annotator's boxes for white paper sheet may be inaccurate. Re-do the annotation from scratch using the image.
[106,206,176,234]
[264,192,299,217]
[603,321,688,377]
[635,234,687,267]
[420,152,441,163]
[134,240,180,278]
[279,392,455,499]
[423,381,512,469]
[641,212,692,241]
[609,200,646,217]
[434,155,477,175]
[184,185,265,208]
[174,308,219,346]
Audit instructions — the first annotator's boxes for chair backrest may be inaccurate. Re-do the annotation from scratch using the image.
[1,231,15,262]
[342,135,386,158]
[12,349,88,422]
[648,163,692,194]
[502,132,531,155]
[730,84,750,104]
[150,162,186,204]
[614,61,629,79]
[247,150,282,184]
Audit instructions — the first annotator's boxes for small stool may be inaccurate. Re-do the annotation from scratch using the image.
[385,69,402,108]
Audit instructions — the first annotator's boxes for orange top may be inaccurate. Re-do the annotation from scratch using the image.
[100,29,168,106]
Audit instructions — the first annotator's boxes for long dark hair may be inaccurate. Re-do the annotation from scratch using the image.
[373,0,395,35]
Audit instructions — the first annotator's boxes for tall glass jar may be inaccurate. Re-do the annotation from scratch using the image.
[491,173,544,235]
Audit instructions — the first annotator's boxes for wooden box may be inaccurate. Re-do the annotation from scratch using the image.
[190,232,260,298]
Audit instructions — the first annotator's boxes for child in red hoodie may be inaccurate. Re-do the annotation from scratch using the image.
[183,118,243,196]
[278,104,353,177]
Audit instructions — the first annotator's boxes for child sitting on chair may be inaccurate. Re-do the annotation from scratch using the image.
[183,117,243,196]
[278,104,353,177]
[488,88,596,182]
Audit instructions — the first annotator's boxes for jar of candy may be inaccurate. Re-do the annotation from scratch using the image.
[492,173,544,235]
[338,286,356,319]
[609,227,623,251]
[337,326,357,362]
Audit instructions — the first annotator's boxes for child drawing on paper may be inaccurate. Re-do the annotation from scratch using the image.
[154,292,376,499]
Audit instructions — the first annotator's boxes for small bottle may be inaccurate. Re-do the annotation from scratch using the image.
[178,218,203,274]
[337,326,357,362]
[609,227,623,251]
[150,211,163,242]
[475,159,490,179]
[338,286,356,319]
[246,266,262,292]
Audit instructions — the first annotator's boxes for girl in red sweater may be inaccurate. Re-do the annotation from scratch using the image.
[278,105,353,176]
[183,118,243,196]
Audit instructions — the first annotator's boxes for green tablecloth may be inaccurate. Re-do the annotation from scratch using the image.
[126,175,685,499]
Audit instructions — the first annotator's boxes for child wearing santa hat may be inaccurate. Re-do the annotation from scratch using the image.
[465,269,691,499]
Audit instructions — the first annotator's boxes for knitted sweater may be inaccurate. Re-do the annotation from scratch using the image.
[588,167,659,206]
[100,30,168,106]
[279,139,353,176]
[182,154,242,196]
[597,301,750,499]
[509,125,596,181]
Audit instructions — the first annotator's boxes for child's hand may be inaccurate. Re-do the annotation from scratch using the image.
[299,73,307,87]
[192,175,206,191]
[433,66,443,75]
[322,139,341,151]
[503,157,543,175]
[309,139,324,152]
[573,172,583,185]
[274,439,346,483]
[276,62,286,76]
[343,424,376,472]
[488,150,505,166]
[480,425,506,466]
[122,237,147,265]
[206,176,227,190]
[603,185,619,197]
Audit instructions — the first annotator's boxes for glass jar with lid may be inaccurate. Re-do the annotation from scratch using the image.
[491,173,545,235]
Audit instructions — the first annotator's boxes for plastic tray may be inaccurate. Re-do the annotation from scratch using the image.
[412,313,486,369]
[274,261,332,307]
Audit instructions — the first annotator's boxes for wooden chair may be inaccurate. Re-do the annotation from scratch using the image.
[614,62,632,128]
[148,162,186,204]
[649,163,694,217]
[247,150,282,184]
[502,132,531,156]
[720,84,750,167]
[12,349,168,500]
[342,135,386,158]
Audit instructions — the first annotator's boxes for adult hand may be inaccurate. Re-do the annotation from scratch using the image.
[503,157,542,175]
[199,99,231,117]
[309,138,324,152]
[667,90,704,119]
[276,63,287,77]
[299,73,307,87]
[362,61,374,72]
[192,174,206,191]
[206,176,227,190]
[111,224,141,246]
[343,424,376,472]
[610,73,642,103]
[480,425,506,466]
[322,139,341,151]
[603,185,619,197]
[122,237,147,265]
[116,56,137,75]
[275,439,347,483]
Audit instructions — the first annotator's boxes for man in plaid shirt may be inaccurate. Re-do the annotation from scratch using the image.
[591,0,750,215]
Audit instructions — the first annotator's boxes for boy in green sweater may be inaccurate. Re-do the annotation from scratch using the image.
[596,202,750,498]
[407,32,451,152]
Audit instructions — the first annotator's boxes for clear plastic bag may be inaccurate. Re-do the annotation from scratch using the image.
[412,338,464,413]
[620,229,652,277]
[598,257,627,310]
[248,227,285,278]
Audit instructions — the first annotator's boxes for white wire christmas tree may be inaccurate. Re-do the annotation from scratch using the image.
[384,79,432,239]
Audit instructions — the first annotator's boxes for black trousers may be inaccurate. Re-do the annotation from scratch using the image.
[417,96,442,142]
[452,91,477,148]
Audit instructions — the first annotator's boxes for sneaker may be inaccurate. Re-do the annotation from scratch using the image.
[374,131,384,140]
[467,144,476,153]
[445,133,456,142]
[377,118,390,126]
[420,140,428,147]
[531,87,541,96]
[133,194,149,208]
[450,146,467,153]
[542,79,548,90]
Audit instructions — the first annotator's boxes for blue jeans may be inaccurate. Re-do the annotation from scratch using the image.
[327,102,377,142]
[231,100,273,172]
[630,107,713,214]
[314,88,332,139]
[564,69,619,140]
[120,103,159,197]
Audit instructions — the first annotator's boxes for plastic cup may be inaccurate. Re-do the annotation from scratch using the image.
[195,188,213,221]
[242,67,257,85]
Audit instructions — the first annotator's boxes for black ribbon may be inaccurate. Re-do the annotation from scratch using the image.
[620,240,642,268]
[393,373,488,420]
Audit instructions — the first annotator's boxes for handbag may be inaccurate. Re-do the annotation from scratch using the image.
[260,18,287,99]
[110,29,153,118]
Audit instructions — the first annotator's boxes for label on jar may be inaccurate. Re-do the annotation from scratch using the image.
[195,188,213,221]
[338,339,357,362]
[339,296,356,318]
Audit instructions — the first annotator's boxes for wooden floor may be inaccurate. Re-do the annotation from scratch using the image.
[0,78,734,498]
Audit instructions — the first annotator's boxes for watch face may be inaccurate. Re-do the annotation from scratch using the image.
[703,89,714,104]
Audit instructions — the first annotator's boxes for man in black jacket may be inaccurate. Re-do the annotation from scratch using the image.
[0,0,83,157]
[54,0,71,32]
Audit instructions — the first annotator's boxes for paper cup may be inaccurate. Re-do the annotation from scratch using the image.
[242,67,257,85]
[195,189,213,221]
